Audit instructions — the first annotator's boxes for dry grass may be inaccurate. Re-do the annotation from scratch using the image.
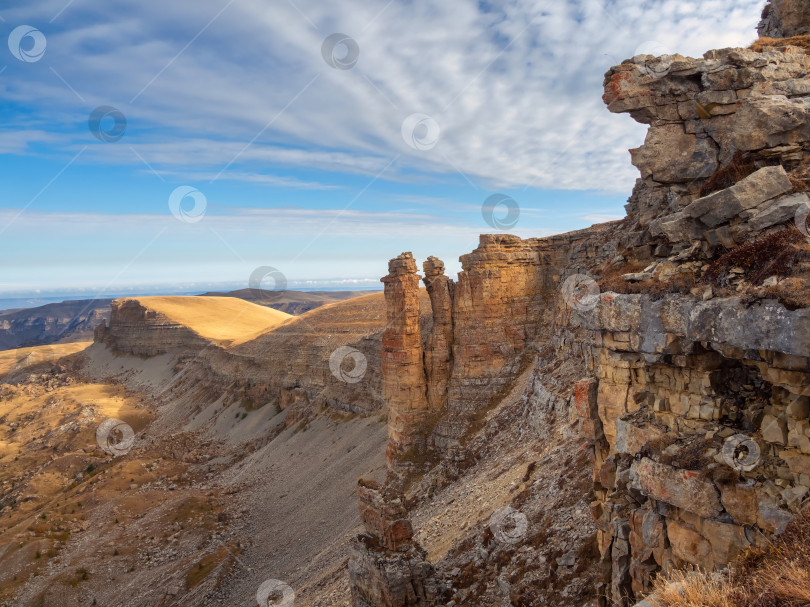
[699,151,758,198]
[0,342,92,376]
[750,35,810,53]
[649,569,737,607]
[648,508,810,607]
[764,275,810,310]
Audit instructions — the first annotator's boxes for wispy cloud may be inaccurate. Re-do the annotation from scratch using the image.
[2,0,763,193]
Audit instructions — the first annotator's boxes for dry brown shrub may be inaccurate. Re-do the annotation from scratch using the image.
[703,227,805,286]
[749,35,810,53]
[700,151,758,198]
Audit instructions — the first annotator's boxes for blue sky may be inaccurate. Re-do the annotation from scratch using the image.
[0,0,764,299]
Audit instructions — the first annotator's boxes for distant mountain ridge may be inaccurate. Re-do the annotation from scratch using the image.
[0,289,376,350]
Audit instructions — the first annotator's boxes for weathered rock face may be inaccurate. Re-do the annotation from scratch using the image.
[95,293,405,429]
[381,253,432,462]
[758,0,810,38]
[447,234,543,410]
[348,538,442,607]
[357,480,414,552]
[578,18,810,604]
[349,480,443,607]
[604,42,810,257]
[577,290,810,605]
[379,236,553,460]
[97,299,209,356]
[422,257,454,416]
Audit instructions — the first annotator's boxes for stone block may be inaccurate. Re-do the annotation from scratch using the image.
[615,417,663,456]
[746,192,810,232]
[684,166,793,227]
[703,519,749,566]
[667,520,714,570]
[632,458,723,518]
[762,414,788,445]
[720,482,760,526]
[781,450,810,476]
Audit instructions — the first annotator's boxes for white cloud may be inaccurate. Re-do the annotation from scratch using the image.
[3,0,764,193]
[580,212,626,223]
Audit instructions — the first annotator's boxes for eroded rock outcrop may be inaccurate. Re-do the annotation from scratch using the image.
[580,11,810,605]
[349,480,443,607]
[357,6,810,607]
[759,0,810,38]
[381,253,432,462]
[604,43,810,259]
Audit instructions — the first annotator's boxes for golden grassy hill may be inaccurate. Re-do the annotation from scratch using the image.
[131,296,293,347]
[0,342,92,376]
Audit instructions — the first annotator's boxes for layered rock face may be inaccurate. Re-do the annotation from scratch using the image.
[576,293,810,604]
[379,236,549,461]
[95,293,412,426]
[96,299,209,356]
[580,6,810,603]
[381,253,433,460]
[422,257,454,414]
[0,299,110,350]
[446,235,543,410]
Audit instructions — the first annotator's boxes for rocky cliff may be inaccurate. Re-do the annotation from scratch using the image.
[0,299,111,349]
[350,2,810,605]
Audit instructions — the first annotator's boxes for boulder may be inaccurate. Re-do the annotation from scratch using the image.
[630,125,718,184]
[684,166,793,228]
[745,192,810,232]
